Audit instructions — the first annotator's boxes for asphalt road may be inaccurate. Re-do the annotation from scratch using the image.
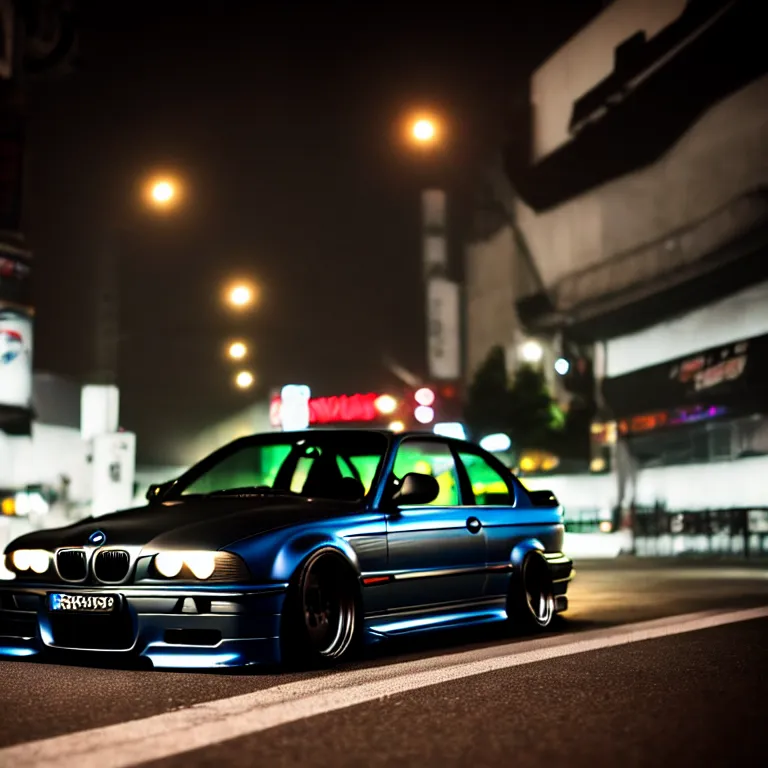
[1,558,767,768]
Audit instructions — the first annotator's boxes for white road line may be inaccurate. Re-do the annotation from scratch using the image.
[3,606,767,768]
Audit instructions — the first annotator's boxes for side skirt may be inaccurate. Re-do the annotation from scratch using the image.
[364,598,508,639]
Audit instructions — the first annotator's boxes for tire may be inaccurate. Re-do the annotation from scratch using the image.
[280,549,361,668]
[508,552,555,632]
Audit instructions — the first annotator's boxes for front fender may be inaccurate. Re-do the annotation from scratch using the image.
[270,533,361,583]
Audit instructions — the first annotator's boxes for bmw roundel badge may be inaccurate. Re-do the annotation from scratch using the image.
[88,530,106,546]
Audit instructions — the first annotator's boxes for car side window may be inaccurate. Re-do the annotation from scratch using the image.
[392,439,460,506]
[457,451,515,506]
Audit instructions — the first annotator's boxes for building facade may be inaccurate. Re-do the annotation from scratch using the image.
[465,0,768,524]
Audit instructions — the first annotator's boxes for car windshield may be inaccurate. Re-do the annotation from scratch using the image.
[168,431,389,502]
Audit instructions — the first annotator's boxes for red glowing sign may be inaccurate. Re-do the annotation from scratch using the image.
[309,393,379,424]
[269,395,282,427]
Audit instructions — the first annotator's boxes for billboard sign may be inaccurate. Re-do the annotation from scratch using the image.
[0,308,31,408]
[426,277,460,380]
[280,384,311,431]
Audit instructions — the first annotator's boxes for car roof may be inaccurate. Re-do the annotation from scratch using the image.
[272,428,476,448]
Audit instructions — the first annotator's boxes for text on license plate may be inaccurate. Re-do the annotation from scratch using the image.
[49,593,117,612]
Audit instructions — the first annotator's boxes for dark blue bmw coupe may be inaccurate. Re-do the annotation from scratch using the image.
[0,429,573,669]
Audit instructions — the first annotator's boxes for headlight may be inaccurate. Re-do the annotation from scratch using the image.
[155,552,184,578]
[10,549,52,574]
[151,551,248,582]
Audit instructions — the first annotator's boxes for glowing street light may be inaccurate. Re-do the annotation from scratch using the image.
[235,370,254,389]
[228,341,248,360]
[412,118,436,143]
[143,175,182,211]
[226,282,257,310]
[151,180,174,204]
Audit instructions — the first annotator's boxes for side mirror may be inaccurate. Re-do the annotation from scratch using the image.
[391,472,440,506]
[529,489,559,507]
[146,480,173,504]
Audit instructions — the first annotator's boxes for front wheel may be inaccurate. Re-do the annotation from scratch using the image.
[280,549,361,667]
[508,552,555,632]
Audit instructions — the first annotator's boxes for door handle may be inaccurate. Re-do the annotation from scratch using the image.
[466,516,482,534]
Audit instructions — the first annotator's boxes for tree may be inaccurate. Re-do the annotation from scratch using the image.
[464,347,564,452]
[464,347,562,452]
[507,363,563,451]
[464,346,510,441]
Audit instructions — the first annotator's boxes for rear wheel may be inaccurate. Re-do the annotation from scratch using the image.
[280,549,360,667]
[508,552,555,632]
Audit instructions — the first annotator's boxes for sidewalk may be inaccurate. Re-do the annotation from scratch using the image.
[577,553,768,569]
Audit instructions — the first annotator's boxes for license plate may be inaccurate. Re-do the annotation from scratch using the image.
[49,593,117,612]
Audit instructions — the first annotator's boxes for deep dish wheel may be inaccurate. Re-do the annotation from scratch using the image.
[280,549,360,667]
[508,552,555,632]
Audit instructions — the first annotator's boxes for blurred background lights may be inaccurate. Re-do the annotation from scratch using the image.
[414,387,435,407]
[280,384,311,431]
[479,433,512,453]
[374,394,398,414]
[144,175,182,211]
[520,340,543,363]
[235,371,254,389]
[412,118,436,142]
[555,357,570,375]
[226,281,257,309]
[433,422,466,440]
[389,420,405,432]
[414,405,434,424]
[228,341,247,360]
[151,180,174,204]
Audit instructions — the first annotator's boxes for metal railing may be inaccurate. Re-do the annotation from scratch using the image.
[631,506,768,558]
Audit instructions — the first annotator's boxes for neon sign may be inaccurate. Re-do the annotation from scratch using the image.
[271,392,385,427]
[309,393,379,424]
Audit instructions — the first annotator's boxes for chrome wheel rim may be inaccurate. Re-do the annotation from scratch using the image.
[524,559,554,626]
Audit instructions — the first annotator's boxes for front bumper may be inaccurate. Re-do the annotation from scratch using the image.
[0,582,288,668]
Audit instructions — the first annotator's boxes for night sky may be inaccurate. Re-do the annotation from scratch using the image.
[21,0,601,463]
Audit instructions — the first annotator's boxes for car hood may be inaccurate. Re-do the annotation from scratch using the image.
[5,495,364,553]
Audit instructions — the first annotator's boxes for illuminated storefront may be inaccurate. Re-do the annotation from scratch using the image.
[603,333,768,467]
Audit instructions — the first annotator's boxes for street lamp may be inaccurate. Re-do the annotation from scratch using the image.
[143,175,181,212]
[151,181,174,205]
[412,118,436,143]
[225,282,257,310]
[407,113,441,147]
[235,370,254,389]
[402,111,461,386]
[228,341,248,360]
[93,172,187,385]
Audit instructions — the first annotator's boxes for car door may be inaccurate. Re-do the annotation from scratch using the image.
[455,446,533,600]
[384,437,487,612]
